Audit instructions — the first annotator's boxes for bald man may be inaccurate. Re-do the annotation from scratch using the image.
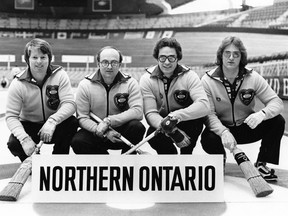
[71,46,145,154]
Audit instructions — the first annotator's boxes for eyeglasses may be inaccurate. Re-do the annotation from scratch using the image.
[100,60,120,68]
[158,55,177,63]
[223,51,241,58]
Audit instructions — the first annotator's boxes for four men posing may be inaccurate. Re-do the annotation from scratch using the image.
[5,37,285,181]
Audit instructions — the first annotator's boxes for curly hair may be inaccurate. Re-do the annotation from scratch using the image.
[153,37,182,61]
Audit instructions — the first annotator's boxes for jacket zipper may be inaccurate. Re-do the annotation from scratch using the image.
[163,78,170,114]
[38,85,46,122]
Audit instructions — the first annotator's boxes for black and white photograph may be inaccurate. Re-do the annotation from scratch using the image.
[0,0,287,215]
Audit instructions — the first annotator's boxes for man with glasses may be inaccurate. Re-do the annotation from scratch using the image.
[71,46,145,154]
[139,37,210,154]
[201,36,285,181]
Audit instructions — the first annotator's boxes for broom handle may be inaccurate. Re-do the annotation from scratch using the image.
[122,130,158,155]
[34,140,44,154]
[90,112,148,155]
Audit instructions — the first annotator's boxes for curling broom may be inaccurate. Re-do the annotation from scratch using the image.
[90,112,150,155]
[232,147,273,197]
[0,141,43,201]
[123,130,158,155]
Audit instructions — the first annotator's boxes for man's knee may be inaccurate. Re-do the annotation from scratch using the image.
[63,116,79,133]
[127,120,146,135]
[71,132,83,150]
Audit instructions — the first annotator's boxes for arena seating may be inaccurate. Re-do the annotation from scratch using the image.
[201,2,288,29]
[1,2,288,30]
[1,2,288,87]
[0,9,238,30]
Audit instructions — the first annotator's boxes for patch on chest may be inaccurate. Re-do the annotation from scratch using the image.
[173,90,193,106]
[46,85,60,110]
[114,93,129,111]
[239,89,255,105]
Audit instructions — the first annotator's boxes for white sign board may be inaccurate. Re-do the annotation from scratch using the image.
[62,55,94,63]
[0,55,15,62]
[122,56,132,64]
[32,155,223,203]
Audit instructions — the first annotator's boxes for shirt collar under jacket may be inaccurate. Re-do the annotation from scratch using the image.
[206,66,253,82]
[146,64,190,79]
[86,69,131,84]
[16,64,62,83]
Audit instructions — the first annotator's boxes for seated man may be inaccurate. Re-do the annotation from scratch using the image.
[71,46,145,154]
[201,36,285,181]
[6,38,78,162]
[139,37,210,154]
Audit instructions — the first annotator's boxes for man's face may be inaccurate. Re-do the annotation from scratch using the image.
[29,46,49,78]
[158,47,178,77]
[99,48,120,80]
[222,44,241,71]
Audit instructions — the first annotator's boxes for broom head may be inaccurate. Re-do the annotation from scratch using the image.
[233,148,273,197]
[0,157,32,201]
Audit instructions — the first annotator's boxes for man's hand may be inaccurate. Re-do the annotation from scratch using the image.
[21,136,36,156]
[160,115,179,134]
[105,130,122,143]
[244,111,265,129]
[221,129,237,151]
[38,118,57,142]
[95,121,110,138]
[167,128,191,148]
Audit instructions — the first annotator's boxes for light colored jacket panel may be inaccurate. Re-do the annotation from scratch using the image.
[201,67,283,136]
[6,65,76,141]
[140,65,210,129]
[76,70,143,133]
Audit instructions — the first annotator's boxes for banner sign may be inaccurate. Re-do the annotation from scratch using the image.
[32,155,224,203]
[264,76,288,100]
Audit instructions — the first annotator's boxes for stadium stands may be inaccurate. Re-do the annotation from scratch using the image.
[0,9,237,30]
[1,2,288,30]
[203,1,288,29]
[1,1,288,87]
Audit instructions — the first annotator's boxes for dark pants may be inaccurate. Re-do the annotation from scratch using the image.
[146,118,204,154]
[7,116,78,162]
[201,115,285,165]
[71,120,146,154]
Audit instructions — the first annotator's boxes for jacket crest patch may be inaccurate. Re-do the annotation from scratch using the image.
[114,93,129,111]
[46,85,60,110]
[239,89,255,105]
[173,90,193,106]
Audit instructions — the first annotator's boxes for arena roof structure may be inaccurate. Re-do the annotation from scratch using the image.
[0,0,195,17]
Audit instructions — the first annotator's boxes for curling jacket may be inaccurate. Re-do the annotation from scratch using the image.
[201,66,283,136]
[139,64,210,129]
[76,70,143,133]
[6,65,76,142]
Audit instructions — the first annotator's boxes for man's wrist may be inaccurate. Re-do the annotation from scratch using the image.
[260,110,266,118]
[47,118,57,125]
[168,113,180,123]
[103,117,111,127]
[20,136,31,145]
[221,129,230,136]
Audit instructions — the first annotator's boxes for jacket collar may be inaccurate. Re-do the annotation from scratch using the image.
[86,69,131,84]
[17,65,62,82]
[206,66,252,82]
[146,64,190,79]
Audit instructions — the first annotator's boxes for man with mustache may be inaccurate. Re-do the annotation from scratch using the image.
[139,37,209,154]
